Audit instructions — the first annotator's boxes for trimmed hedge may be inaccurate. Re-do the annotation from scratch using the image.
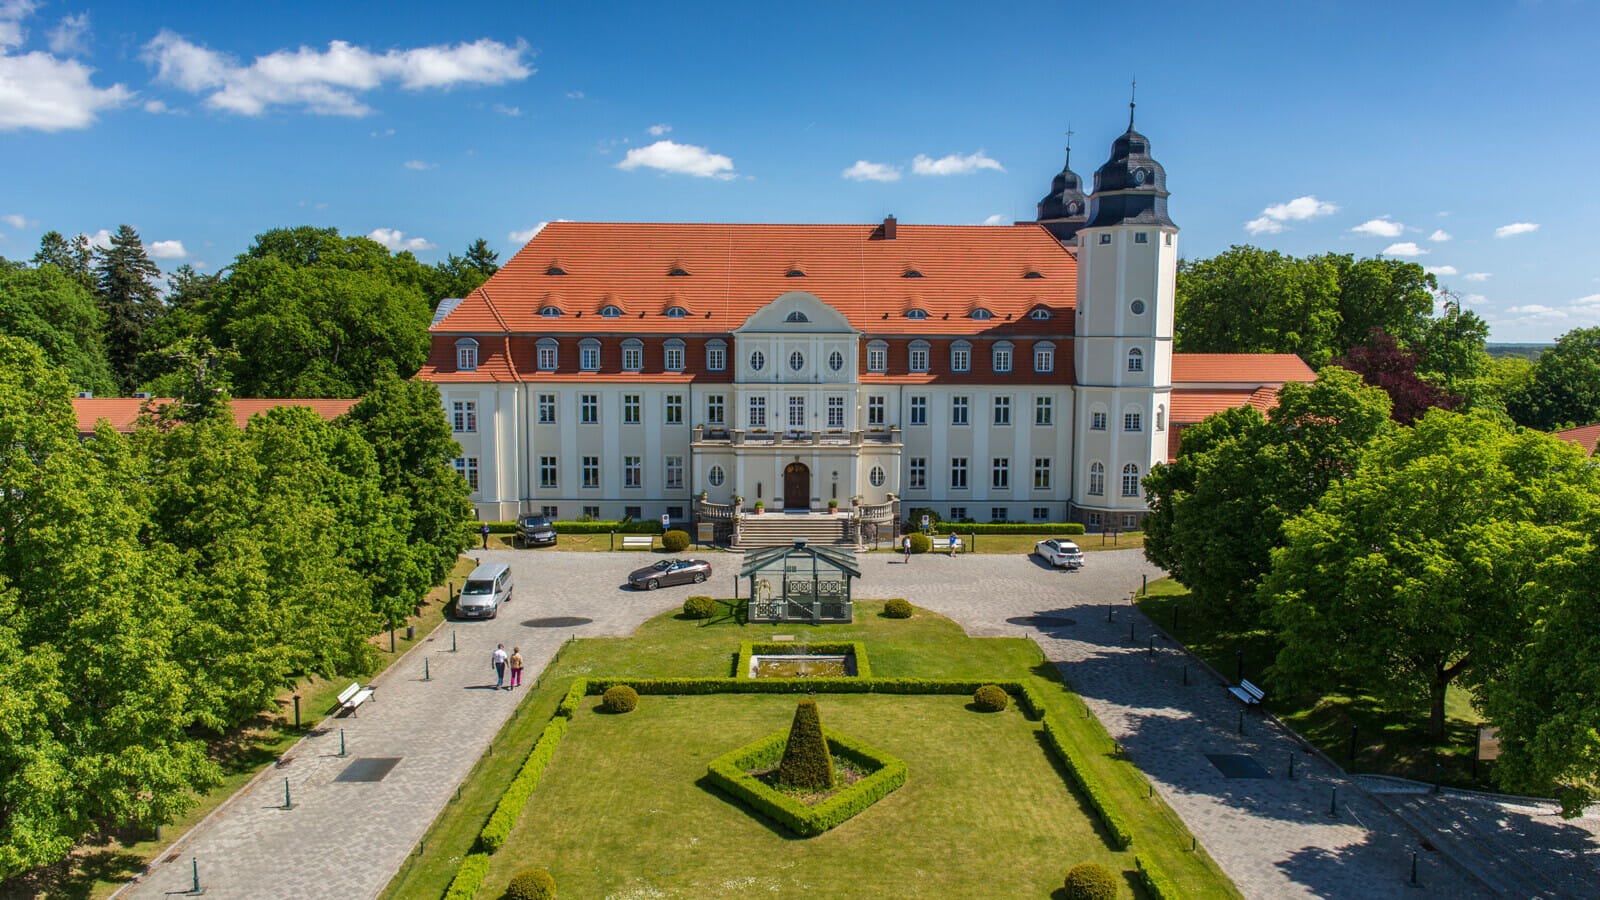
[1063,862,1119,899]
[973,684,1009,712]
[959,522,1089,535]
[557,679,587,717]
[735,641,871,679]
[1135,855,1182,900]
[506,868,557,900]
[442,852,491,900]
[552,520,664,535]
[907,533,932,553]
[1042,714,1134,849]
[776,699,835,788]
[707,727,907,837]
[602,684,639,713]
[882,599,913,619]
[661,529,691,552]
[479,715,570,852]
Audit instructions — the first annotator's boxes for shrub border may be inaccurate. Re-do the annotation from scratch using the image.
[706,727,907,837]
[1042,713,1134,849]
[478,715,570,852]
[1135,854,1183,899]
[734,641,872,679]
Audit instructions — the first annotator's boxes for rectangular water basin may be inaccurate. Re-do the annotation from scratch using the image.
[749,651,857,678]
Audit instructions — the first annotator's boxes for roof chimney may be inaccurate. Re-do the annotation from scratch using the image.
[882,215,897,240]
[134,392,152,399]
[75,391,92,399]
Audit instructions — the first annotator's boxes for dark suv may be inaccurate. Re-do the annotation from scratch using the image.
[517,514,558,547]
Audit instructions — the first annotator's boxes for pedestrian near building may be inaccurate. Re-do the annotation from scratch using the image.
[948,530,959,558]
[491,643,508,689]
[510,647,524,688]
[480,521,490,550]
[902,535,912,563]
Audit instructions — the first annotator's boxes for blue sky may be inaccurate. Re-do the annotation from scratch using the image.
[2,0,1596,342]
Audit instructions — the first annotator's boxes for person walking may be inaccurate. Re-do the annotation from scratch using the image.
[480,521,490,550]
[902,534,912,563]
[948,529,959,558]
[510,647,524,688]
[491,643,508,689]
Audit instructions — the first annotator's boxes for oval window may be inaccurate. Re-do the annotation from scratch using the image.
[828,350,844,372]
[789,350,805,372]
[750,350,765,372]
[1131,299,1146,315]
[869,466,886,487]
[708,466,725,487]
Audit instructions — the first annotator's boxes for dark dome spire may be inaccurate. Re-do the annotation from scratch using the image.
[1085,111,1175,229]
[1037,147,1088,222]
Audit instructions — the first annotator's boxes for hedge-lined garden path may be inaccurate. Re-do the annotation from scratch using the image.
[860,551,1493,899]
[116,550,711,900]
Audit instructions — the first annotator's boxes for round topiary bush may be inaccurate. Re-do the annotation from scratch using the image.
[506,868,556,900]
[1063,862,1118,900]
[682,595,716,619]
[883,598,914,619]
[602,684,639,713]
[908,533,932,554]
[973,684,1009,712]
[661,529,690,552]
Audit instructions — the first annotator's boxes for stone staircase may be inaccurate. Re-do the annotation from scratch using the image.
[734,512,854,549]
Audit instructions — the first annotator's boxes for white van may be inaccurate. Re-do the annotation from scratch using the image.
[457,562,513,619]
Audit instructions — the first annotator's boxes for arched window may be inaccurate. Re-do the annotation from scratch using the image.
[622,339,644,371]
[665,307,688,318]
[545,265,566,275]
[992,341,1013,373]
[599,305,622,318]
[667,267,689,276]
[786,269,806,278]
[707,465,725,487]
[905,308,928,320]
[869,465,886,487]
[950,340,972,373]
[908,340,930,373]
[1127,347,1144,372]
[828,350,844,372]
[749,350,766,372]
[1156,404,1165,431]
[1088,462,1105,496]
[1029,308,1051,319]
[579,339,601,371]
[455,338,479,372]
[788,350,805,372]
[970,308,993,321]
[1033,342,1054,373]
[1089,404,1108,431]
[866,340,888,373]
[539,305,561,317]
[1023,271,1044,279]
[1122,463,1141,497]
[785,310,809,322]
[536,338,558,371]
[903,269,923,278]
[664,339,685,372]
[705,339,726,371]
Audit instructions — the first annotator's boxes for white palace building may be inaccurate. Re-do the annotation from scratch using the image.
[419,116,1312,536]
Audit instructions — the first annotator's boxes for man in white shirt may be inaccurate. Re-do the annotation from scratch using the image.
[491,644,509,690]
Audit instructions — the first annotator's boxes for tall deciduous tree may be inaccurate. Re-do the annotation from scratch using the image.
[94,225,165,391]
[1264,410,1600,740]
[0,258,115,395]
[1333,327,1460,425]
[1506,326,1600,431]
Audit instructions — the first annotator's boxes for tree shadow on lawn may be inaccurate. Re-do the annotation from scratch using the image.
[0,832,147,900]
[691,773,811,842]
[1028,729,1126,853]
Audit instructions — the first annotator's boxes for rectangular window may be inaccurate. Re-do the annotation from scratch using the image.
[992,457,1010,490]
[949,506,967,522]
[788,396,806,429]
[950,457,968,490]
[951,346,970,372]
[951,396,969,426]
[538,394,556,424]
[1034,346,1053,373]
[541,505,558,517]
[667,506,683,520]
[1033,507,1049,521]
[1033,458,1051,490]
[909,346,928,372]
[1091,410,1107,431]
[993,347,1012,373]
[539,456,558,488]
[1088,511,1102,528]
[623,394,641,425]
[583,505,600,519]
[909,396,927,425]
[1135,232,1149,244]
[623,344,642,371]
[580,344,599,371]
[581,394,598,424]
[537,343,557,370]
[665,394,683,425]
[582,456,600,489]
[1125,411,1141,432]
[624,456,642,489]
[664,456,684,490]
[625,505,642,520]
[827,396,845,428]
[991,507,1009,522]
[993,396,1011,426]
[457,345,477,371]
[456,457,478,492]
[665,344,684,371]
[1034,396,1052,426]
[1123,513,1138,528]
[707,394,725,425]
[909,457,927,490]
[1165,233,1173,246]
[867,345,886,372]
[868,396,885,427]
[707,344,726,371]
[749,396,767,428]
[451,400,477,433]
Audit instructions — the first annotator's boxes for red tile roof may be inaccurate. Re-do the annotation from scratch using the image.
[73,398,358,435]
[430,221,1078,338]
[1164,386,1283,463]
[1171,353,1313,384]
[1555,423,1600,456]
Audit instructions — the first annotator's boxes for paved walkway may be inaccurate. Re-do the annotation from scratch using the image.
[121,548,1597,899]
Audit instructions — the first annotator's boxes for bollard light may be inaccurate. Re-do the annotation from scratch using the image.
[293,694,300,729]
[424,658,430,681]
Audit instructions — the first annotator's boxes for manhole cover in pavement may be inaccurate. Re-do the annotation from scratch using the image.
[523,616,593,628]
[1006,615,1077,628]
[334,757,402,783]
[1205,753,1271,779]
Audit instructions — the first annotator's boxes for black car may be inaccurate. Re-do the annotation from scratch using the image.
[628,558,713,590]
[517,514,558,547]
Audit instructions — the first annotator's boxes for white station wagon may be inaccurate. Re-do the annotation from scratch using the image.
[1033,539,1085,570]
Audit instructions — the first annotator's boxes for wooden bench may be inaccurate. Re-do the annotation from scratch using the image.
[336,681,375,716]
[1228,679,1265,707]
[930,537,963,553]
[620,535,654,550]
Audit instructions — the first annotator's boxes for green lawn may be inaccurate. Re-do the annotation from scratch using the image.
[868,531,1145,555]
[1136,578,1492,788]
[381,601,1239,900]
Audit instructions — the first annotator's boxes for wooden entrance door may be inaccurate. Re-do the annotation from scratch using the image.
[783,462,810,510]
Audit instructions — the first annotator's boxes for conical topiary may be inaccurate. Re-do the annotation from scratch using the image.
[775,698,835,789]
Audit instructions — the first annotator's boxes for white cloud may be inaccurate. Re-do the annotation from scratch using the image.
[46,11,87,56]
[403,159,435,170]
[86,228,111,249]
[1425,265,1457,276]
[508,219,569,244]
[646,122,670,136]
[492,103,520,117]
[616,139,735,179]
[1464,294,1486,305]
[0,1,37,50]
[565,90,583,99]
[1382,242,1428,258]
[1428,229,1452,242]
[1464,272,1491,283]
[1495,222,1539,238]
[147,239,186,259]
[143,31,533,117]
[2,213,33,229]
[1504,304,1565,318]
[982,214,1008,226]
[367,227,434,252]
[144,99,168,113]
[841,160,900,182]
[1245,195,1339,235]
[1351,217,1403,238]
[911,150,1003,176]
[0,48,131,131]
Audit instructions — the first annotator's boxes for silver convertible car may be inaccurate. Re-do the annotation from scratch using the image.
[627,558,713,590]
[1033,539,1085,570]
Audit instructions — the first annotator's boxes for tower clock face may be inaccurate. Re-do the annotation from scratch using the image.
[1133,168,1148,185]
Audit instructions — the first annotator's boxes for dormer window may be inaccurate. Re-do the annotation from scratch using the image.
[785,311,809,323]
[667,267,689,276]
[455,338,479,372]
[579,339,600,371]
[1029,308,1052,320]
[903,269,923,278]
[786,269,806,277]
[622,339,643,371]
[536,338,558,371]
[970,308,993,321]
[545,265,566,275]
[1023,271,1044,279]
[951,341,971,373]
[540,306,561,317]
[599,305,622,318]
[905,309,928,320]
[866,341,888,373]
[665,307,688,318]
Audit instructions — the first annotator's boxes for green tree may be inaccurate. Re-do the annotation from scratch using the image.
[1325,253,1437,352]
[0,258,115,395]
[776,698,835,789]
[1506,326,1600,431]
[139,335,238,423]
[427,237,500,305]
[31,231,95,292]
[1142,366,1392,618]
[1263,410,1600,740]
[94,225,166,391]
[1415,292,1491,404]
